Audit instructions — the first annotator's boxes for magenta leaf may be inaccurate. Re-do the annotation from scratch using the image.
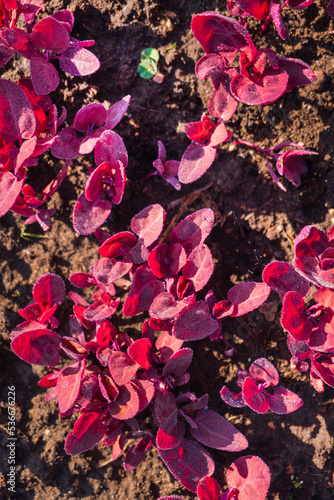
[0,171,26,217]
[73,103,106,133]
[190,409,248,451]
[51,126,80,159]
[183,244,214,292]
[278,56,316,92]
[220,387,247,408]
[108,351,139,386]
[105,95,131,129]
[235,0,270,19]
[33,273,66,306]
[109,383,140,420]
[149,292,188,320]
[59,45,100,76]
[57,360,85,414]
[158,439,215,493]
[130,379,155,412]
[65,412,107,455]
[154,390,178,431]
[2,28,35,59]
[123,435,152,471]
[99,231,137,258]
[268,386,303,414]
[73,193,112,235]
[262,261,310,300]
[197,477,221,500]
[227,282,271,317]
[127,338,152,370]
[173,301,218,341]
[191,12,255,63]
[52,9,75,32]
[178,142,216,184]
[0,79,36,142]
[91,258,132,287]
[162,348,193,378]
[170,208,215,255]
[226,455,271,500]
[94,130,128,168]
[281,291,313,341]
[242,377,269,413]
[11,329,61,366]
[156,422,185,451]
[131,204,166,247]
[230,68,288,106]
[249,358,279,387]
[31,16,70,53]
[123,266,165,316]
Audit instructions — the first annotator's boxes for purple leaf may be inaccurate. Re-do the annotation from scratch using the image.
[281,291,313,341]
[11,329,61,366]
[59,45,100,76]
[190,409,248,451]
[149,292,188,320]
[52,10,74,33]
[127,338,152,370]
[33,273,66,306]
[51,126,80,159]
[73,103,106,133]
[173,301,218,341]
[131,204,166,247]
[158,439,215,493]
[130,379,155,412]
[278,56,317,92]
[268,386,303,414]
[183,244,214,292]
[178,142,216,184]
[220,386,247,408]
[30,54,60,95]
[73,193,112,235]
[234,0,270,19]
[0,79,36,142]
[227,282,271,317]
[57,360,85,414]
[225,455,271,500]
[197,477,221,500]
[65,412,107,455]
[156,422,185,451]
[242,377,269,413]
[123,435,152,471]
[163,348,193,378]
[2,28,35,58]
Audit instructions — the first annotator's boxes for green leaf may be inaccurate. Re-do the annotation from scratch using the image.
[138,60,157,79]
[141,48,159,63]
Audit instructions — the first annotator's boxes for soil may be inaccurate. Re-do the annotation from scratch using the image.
[1,0,334,499]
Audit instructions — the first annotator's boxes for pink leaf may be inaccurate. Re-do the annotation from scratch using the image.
[131,204,166,247]
[220,386,247,408]
[65,412,107,455]
[226,455,271,500]
[268,386,303,414]
[227,282,271,317]
[158,439,215,493]
[51,126,80,159]
[11,329,61,366]
[127,338,152,369]
[162,348,193,378]
[123,266,165,316]
[57,360,85,414]
[108,351,139,386]
[172,301,218,341]
[73,193,112,235]
[0,79,36,142]
[183,244,214,291]
[0,171,26,217]
[73,102,106,133]
[249,358,279,387]
[234,0,270,19]
[149,292,188,320]
[178,142,216,184]
[30,54,60,95]
[230,68,288,106]
[130,379,155,412]
[170,208,215,255]
[99,231,137,258]
[197,477,221,500]
[33,273,66,306]
[59,46,100,76]
[242,377,269,413]
[156,422,185,451]
[281,291,313,341]
[190,409,248,451]
[109,383,140,420]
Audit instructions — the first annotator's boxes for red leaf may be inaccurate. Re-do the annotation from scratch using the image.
[123,266,164,316]
[225,455,271,500]
[242,377,269,413]
[108,351,139,385]
[281,291,313,341]
[197,477,221,500]
[109,383,140,420]
[0,171,26,217]
[249,358,279,387]
[30,54,60,95]
[262,261,309,300]
[230,68,288,106]
[156,422,185,451]
[99,231,137,258]
[268,386,303,414]
[158,439,215,494]
[31,16,70,53]
[57,360,85,414]
[33,273,66,306]
[127,338,152,369]
[11,329,61,366]
[65,412,107,455]
[94,130,128,168]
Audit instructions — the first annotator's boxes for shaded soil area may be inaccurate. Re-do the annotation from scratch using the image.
[1,0,334,499]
